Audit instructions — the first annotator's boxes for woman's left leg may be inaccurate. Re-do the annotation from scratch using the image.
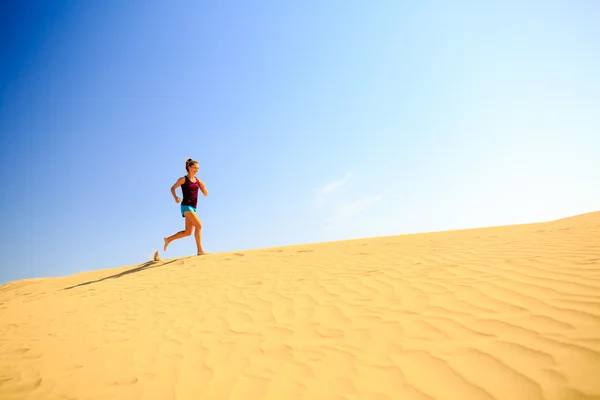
[164,216,193,251]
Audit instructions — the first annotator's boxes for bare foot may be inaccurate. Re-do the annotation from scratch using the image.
[153,251,161,261]
[197,251,207,256]
[164,237,169,251]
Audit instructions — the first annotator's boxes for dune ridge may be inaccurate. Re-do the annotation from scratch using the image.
[1,212,599,399]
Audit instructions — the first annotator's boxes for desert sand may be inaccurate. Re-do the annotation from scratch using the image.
[1,211,599,400]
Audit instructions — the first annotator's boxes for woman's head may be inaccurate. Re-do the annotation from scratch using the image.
[185,158,199,173]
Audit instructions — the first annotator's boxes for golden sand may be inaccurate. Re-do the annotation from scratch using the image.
[1,211,599,399]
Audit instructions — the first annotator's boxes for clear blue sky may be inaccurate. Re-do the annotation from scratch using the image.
[1,1,599,284]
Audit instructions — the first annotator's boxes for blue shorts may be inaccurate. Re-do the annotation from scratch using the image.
[181,205,197,217]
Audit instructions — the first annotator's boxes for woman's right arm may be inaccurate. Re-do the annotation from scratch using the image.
[171,177,185,202]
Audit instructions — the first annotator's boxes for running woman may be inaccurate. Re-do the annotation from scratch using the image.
[163,158,209,255]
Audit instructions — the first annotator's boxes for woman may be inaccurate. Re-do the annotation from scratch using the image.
[163,158,209,255]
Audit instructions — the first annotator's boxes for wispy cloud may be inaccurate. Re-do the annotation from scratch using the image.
[313,171,353,202]
[337,194,384,218]
[325,193,384,226]
[312,171,385,230]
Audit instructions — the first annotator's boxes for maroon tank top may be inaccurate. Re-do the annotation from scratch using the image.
[181,176,199,208]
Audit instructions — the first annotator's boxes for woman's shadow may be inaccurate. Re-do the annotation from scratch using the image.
[62,259,179,291]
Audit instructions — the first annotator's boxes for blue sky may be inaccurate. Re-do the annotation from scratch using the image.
[1,1,599,284]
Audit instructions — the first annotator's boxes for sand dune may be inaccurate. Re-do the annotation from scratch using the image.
[1,212,599,399]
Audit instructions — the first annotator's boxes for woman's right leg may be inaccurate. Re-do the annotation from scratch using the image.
[164,216,193,251]
[184,211,205,255]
